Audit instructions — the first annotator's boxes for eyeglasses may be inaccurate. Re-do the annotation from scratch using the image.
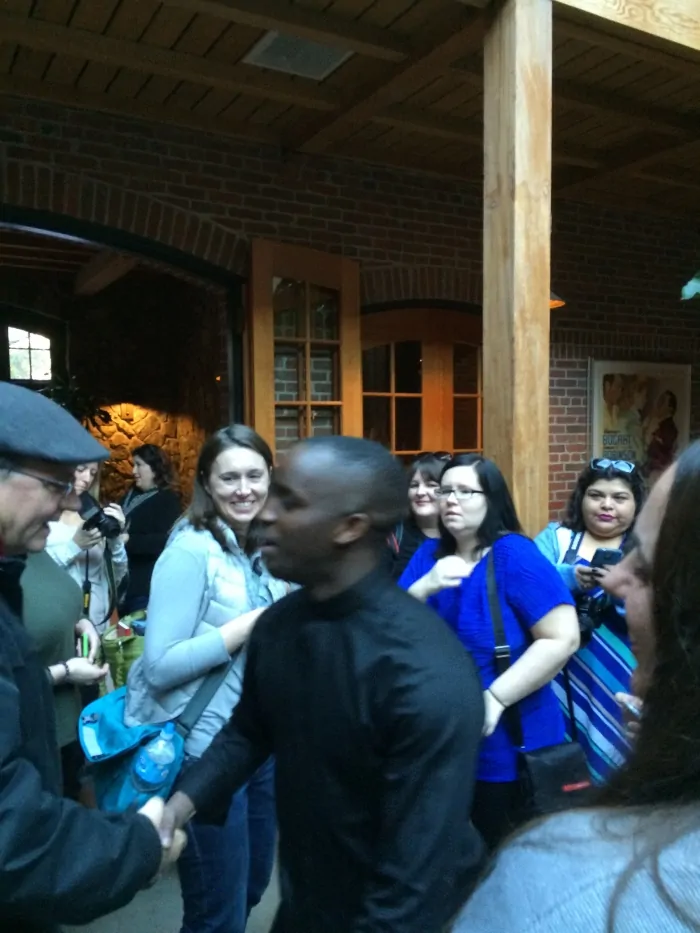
[436,487,485,501]
[590,458,636,474]
[6,466,74,499]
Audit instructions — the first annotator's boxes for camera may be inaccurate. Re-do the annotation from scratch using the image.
[575,591,614,646]
[79,492,122,540]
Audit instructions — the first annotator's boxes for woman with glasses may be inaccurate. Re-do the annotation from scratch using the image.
[399,454,579,850]
[387,452,450,579]
[535,459,645,782]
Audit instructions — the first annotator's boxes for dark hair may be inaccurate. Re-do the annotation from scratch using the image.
[408,452,448,487]
[297,435,408,536]
[563,463,645,532]
[435,454,522,558]
[132,444,176,490]
[663,390,678,415]
[591,441,700,929]
[187,425,273,554]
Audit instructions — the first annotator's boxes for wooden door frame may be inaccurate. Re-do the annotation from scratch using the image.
[361,308,482,453]
[249,239,362,454]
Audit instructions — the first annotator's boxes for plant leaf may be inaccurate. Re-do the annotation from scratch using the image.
[681,272,700,301]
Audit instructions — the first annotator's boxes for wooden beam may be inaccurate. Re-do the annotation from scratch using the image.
[159,0,410,62]
[0,11,337,110]
[372,107,483,146]
[557,134,700,195]
[483,0,552,535]
[450,56,698,136]
[75,251,138,296]
[556,18,700,76]
[555,0,700,54]
[298,12,486,153]
[0,75,281,146]
[554,77,698,137]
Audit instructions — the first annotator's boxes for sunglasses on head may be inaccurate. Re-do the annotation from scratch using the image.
[416,451,452,462]
[590,458,636,474]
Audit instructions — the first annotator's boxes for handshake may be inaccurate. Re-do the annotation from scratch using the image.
[137,791,195,874]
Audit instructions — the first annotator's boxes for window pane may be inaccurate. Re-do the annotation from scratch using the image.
[8,327,28,349]
[30,349,52,381]
[311,406,339,437]
[363,396,391,448]
[454,397,479,449]
[454,344,479,394]
[9,349,31,380]
[29,332,51,350]
[310,348,338,401]
[362,345,390,393]
[395,397,421,452]
[394,341,422,394]
[274,345,306,402]
[273,278,306,338]
[275,406,305,451]
[310,285,339,341]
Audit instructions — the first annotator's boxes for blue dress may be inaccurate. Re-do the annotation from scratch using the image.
[399,534,575,783]
[535,523,635,783]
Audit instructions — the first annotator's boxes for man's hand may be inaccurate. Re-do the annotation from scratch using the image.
[158,791,196,848]
[66,657,109,685]
[138,797,188,872]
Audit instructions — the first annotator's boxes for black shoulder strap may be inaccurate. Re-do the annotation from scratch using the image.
[487,550,578,743]
[175,655,237,738]
[563,531,583,566]
[486,550,523,747]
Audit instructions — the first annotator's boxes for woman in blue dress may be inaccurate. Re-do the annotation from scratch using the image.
[535,459,644,783]
[399,454,580,851]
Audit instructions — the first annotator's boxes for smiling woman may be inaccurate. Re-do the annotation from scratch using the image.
[124,424,289,933]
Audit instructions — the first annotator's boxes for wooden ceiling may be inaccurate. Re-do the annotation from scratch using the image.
[1,0,699,216]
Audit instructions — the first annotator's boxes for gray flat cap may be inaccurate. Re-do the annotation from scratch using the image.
[0,382,108,464]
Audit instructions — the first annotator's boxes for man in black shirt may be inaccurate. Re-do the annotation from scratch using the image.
[162,436,485,933]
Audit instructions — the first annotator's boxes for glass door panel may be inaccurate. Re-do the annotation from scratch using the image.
[251,241,361,455]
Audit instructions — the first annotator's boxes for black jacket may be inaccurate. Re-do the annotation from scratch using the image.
[121,488,181,605]
[0,557,162,933]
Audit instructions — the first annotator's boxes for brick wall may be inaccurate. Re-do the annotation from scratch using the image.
[2,97,699,519]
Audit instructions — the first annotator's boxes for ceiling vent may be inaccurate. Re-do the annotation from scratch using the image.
[243,31,352,81]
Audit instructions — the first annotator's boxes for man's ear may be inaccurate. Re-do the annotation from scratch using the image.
[333,513,371,546]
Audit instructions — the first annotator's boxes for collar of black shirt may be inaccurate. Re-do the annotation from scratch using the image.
[304,566,392,619]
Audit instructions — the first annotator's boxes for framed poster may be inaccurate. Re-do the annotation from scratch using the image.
[589,360,691,482]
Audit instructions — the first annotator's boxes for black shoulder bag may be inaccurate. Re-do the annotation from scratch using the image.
[486,550,594,817]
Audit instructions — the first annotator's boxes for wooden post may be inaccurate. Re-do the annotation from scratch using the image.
[482,0,553,535]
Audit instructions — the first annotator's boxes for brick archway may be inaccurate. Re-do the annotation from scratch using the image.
[1,167,248,276]
[360,265,482,306]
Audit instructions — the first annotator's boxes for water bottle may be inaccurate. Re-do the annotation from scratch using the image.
[131,722,178,797]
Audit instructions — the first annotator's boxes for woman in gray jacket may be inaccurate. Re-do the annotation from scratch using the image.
[126,425,287,933]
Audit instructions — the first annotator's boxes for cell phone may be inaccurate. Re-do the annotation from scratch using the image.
[81,633,90,658]
[590,547,623,569]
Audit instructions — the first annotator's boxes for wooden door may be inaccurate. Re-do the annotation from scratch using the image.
[361,309,482,461]
[249,240,362,456]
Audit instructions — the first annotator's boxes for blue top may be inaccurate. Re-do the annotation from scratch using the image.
[534,522,628,637]
[399,533,575,781]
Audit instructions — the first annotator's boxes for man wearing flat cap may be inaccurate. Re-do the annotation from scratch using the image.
[0,382,185,933]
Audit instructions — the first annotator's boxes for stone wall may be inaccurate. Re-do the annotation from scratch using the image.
[67,269,226,502]
[92,404,204,504]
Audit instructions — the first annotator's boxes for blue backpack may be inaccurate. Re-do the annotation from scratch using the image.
[78,659,234,813]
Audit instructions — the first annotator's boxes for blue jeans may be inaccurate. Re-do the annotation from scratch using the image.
[178,758,277,933]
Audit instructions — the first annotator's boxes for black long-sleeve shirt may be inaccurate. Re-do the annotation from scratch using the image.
[178,568,485,933]
[121,487,181,605]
